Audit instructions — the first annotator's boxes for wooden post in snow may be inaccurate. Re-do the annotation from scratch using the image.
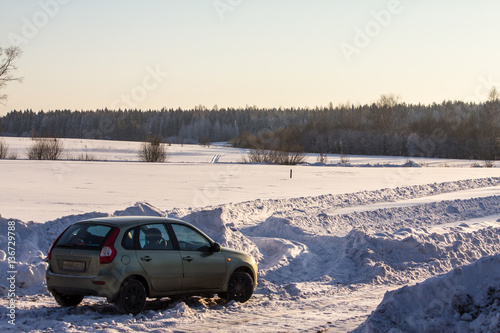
[290,168,293,179]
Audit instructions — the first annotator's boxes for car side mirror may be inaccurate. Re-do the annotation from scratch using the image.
[211,242,221,252]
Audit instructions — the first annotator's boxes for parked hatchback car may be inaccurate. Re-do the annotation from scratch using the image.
[46,216,258,315]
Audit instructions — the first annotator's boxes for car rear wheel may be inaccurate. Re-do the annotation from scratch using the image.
[115,279,147,315]
[221,271,254,303]
[53,292,84,307]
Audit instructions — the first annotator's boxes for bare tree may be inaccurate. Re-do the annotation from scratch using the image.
[138,136,168,162]
[0,139,8,159]
[0,46,23,103]
[244,148,305,165]
[316,153,327,164]
[27,137,65,160]
[339,154,350,165]
[244,149,272,163]
[376,93,401,108]
[489,87,499,102]
[481,87,500,160]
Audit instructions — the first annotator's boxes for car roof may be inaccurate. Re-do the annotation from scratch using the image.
[78,216,190,227]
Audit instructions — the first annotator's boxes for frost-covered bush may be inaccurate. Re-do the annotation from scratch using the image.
[27,137,64,160]
[244,149,305,165]
[138,136,168,162]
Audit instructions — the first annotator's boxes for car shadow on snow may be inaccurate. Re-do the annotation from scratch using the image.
[76,296,228,316]
[144,296,228,312]
[4,295,230,327]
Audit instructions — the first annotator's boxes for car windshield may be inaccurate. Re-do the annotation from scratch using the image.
[56,223,113,249]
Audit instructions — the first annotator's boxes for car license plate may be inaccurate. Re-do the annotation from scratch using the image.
[62,261,86,271]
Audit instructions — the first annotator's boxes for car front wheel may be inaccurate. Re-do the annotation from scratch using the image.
[221,271,254,303]
[115,279,147,315]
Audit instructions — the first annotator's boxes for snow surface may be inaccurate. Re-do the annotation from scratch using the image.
[1,137,500,332]
[2,137,500,223]
[354,255,500,333]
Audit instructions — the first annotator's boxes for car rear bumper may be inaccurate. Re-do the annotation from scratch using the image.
[46,269,121,300]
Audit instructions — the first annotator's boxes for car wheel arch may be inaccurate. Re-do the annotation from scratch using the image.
[119,274,151,297]
[231,266,256,285]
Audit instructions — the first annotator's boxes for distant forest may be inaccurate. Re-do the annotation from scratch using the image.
[1,97,499,160]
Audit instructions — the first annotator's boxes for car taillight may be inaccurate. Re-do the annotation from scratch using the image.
[100,228,120,264]
[47,225,71,261]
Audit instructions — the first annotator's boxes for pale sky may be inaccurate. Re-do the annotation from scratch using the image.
[1,0,500,115]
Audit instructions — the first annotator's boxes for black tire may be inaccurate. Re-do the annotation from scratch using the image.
[115,279,147,315]
[221,271,254,303]
[53,292,84,307]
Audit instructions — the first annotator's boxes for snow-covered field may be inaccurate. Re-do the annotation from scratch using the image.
[1,137,500,332]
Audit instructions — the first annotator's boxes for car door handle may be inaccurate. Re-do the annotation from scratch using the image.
[141,256,152,262]
[183,256,193,262]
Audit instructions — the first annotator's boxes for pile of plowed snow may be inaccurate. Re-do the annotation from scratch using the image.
[354,254,500,333]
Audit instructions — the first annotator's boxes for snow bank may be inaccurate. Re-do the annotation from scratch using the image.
[304,159,422,168]
[355,254,500,333]
[1,177,500,332]
[181,207,262,263]
[243,211,500,288]
[113,202,165,217]
[340,223,500,285]
[219,177,500,230]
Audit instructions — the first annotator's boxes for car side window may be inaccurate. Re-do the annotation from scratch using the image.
[171,224,211,251]
[121,228,135,250]
[138,224,173,250]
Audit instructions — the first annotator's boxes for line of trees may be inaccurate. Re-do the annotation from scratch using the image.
[0,108,240,143]
[1,93,499,160]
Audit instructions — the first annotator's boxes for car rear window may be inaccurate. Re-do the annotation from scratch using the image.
[55,223,113,249]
